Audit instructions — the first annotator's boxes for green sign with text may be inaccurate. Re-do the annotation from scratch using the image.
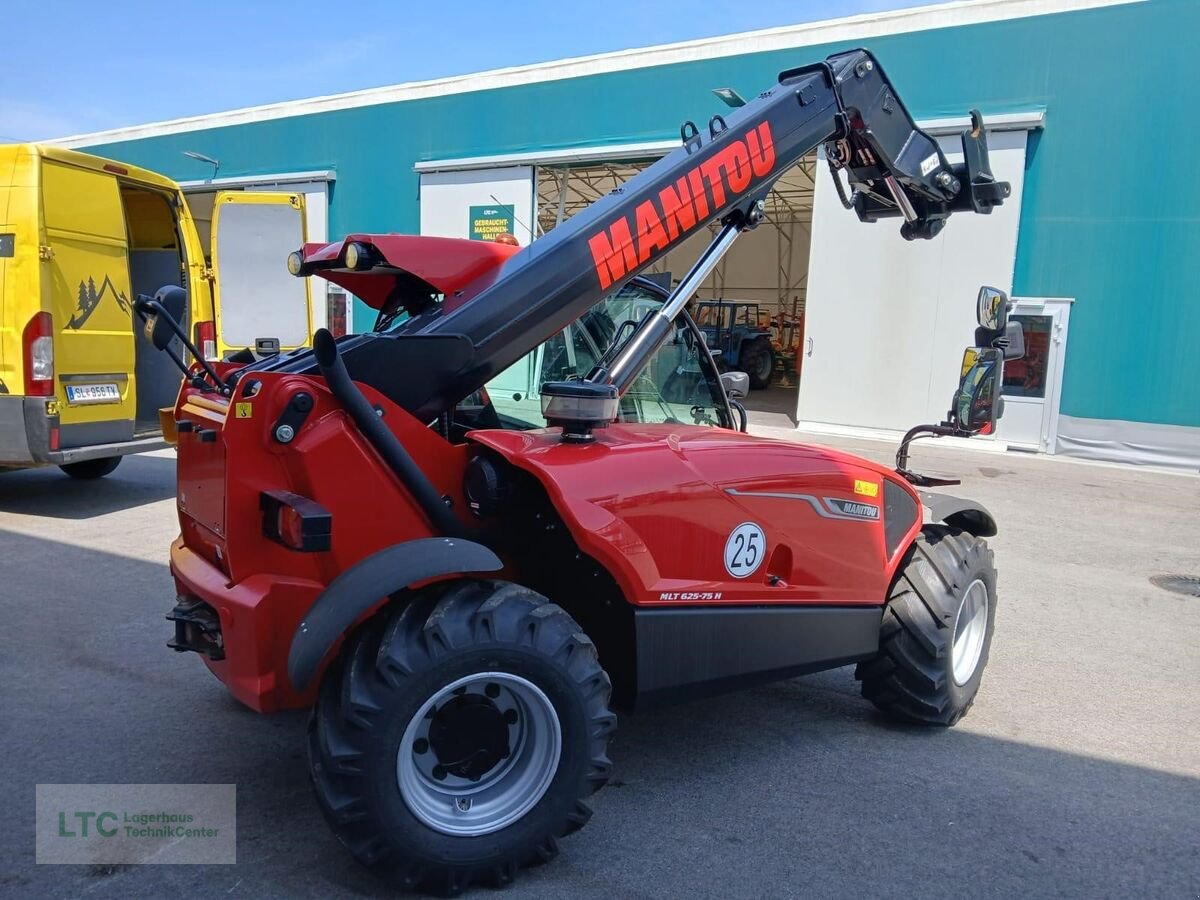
[469,204,515,242]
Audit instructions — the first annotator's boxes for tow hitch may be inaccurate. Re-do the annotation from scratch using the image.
[166,596,225,660]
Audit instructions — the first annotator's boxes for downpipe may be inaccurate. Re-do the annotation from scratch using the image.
[312,329,465,538]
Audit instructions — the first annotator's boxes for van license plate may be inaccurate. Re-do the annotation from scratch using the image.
[66,383,121,404]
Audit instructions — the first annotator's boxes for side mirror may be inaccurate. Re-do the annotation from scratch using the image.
[136,285,187,351]
[721,370,749,400]
[953,346,1004,433]
[1001,320,1025,361]
[699,330,723,360]
[976,286,1009,331]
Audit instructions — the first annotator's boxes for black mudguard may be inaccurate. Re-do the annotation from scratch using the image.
[287,537,502,691]
[918,491,998,538]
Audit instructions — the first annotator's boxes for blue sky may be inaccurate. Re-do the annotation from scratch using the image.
[4,0,948,141]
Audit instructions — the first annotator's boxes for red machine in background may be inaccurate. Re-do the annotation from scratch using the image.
[138,48,1020,894]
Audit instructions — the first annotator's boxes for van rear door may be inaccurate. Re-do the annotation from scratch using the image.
[210,192,310,357]
[40,161,137,446]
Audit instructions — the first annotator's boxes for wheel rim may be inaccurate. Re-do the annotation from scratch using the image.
[951,579,989,686]
[397,672,562,836]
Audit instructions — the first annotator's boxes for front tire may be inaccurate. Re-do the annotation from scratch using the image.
[741,338,775,389]
[309,580,615,894]
[59,457,121,479]
[856,526,996,726]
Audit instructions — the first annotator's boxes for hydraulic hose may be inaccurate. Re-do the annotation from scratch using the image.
[313,329,465,538]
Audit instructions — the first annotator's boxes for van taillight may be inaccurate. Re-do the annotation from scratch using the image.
[195,321,217,361]
[22,312,54,396]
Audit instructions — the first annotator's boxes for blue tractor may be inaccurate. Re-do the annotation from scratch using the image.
[694,299,776,389]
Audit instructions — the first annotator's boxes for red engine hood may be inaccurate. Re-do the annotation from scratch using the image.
[469,424,923,608]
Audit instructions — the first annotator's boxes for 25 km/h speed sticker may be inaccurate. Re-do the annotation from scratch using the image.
[724,522,766,578]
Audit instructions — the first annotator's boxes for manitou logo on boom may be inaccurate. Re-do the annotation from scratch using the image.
[587,121,776,289]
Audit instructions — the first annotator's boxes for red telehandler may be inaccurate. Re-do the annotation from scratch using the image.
[138,49,1022,894]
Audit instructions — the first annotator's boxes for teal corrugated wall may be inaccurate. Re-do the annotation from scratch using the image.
[80,0,1199,429]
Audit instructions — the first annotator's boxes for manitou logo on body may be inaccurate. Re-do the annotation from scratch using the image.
[824,498,881,521]
[587,121,777,289]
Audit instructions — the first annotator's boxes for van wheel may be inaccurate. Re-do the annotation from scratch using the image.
[59,457,121,479]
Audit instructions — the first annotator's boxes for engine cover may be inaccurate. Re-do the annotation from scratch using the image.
[468,423,922,609]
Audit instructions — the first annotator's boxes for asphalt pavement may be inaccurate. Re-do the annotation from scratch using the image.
[1,437,1198,899]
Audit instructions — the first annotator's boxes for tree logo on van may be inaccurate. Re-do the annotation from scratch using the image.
[67,276,132,330]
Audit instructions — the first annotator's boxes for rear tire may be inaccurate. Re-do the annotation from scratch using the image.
[856,526,996,726]
[741,338,775,390]
[59,457,121,479]
[308,580,615,894]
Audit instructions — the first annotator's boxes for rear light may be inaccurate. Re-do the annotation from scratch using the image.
[22,312,54,396]
[195,320,217,361]
[260,490,331,552]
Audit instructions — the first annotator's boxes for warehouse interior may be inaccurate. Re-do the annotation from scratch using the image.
[531,155,817,425]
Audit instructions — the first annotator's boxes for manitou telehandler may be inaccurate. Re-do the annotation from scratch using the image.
[140,49,1022,894]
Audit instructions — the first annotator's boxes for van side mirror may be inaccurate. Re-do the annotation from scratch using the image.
[953,346,1004,432]
[721,370,749,399]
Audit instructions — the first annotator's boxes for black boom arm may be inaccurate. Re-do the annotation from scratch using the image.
[267,48,1009,421]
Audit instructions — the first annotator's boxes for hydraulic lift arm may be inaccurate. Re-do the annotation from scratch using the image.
[281,48,1010,420]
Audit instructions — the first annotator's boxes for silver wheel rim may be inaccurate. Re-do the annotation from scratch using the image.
[952,578,989,686]
[397,672,562,836]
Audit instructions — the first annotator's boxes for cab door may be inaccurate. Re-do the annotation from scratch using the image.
[210,192,311,357]
[40,161,136,445]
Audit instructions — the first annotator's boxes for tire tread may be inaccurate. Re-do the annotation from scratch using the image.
[309,579,614,894]
[855,525,996,726]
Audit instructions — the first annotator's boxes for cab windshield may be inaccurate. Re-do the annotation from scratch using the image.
[478,282,730,430]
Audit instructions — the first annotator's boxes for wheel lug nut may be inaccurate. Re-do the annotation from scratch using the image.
[503,709,518,725]
[413,738,429,755]
[432,765,448,781]
[485,683,500,698]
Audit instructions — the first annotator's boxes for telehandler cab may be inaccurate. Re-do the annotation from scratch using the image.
[144,49,1020,893]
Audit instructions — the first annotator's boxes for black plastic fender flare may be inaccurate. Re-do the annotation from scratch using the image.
[287,537,503,691]
[918,491,998,538]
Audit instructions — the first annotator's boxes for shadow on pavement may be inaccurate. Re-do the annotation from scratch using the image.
[1,531,1196,900]
[0,453,175,520]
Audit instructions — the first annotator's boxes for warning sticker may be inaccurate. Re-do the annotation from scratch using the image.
[235,402,253,419]
[854,479,879,498]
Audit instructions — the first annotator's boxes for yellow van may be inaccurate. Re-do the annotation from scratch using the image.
[0,145,311,478]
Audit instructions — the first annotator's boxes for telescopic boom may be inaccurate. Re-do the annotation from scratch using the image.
[275,48,1010,421]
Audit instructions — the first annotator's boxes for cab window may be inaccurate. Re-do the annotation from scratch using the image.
[474,282,730,430]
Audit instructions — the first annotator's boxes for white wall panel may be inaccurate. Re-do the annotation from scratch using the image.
[796,130,1028,433]
[419,167,535,245]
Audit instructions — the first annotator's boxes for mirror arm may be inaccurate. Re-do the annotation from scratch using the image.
[135,297,231,394]
[895,423,963,487]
